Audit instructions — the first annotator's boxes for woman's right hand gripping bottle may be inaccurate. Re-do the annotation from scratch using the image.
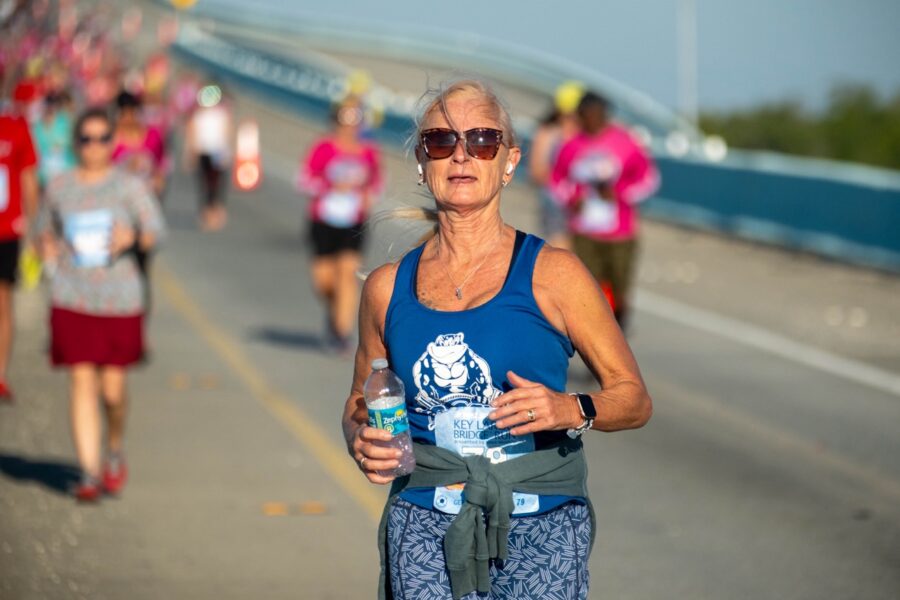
[363,358,416,477]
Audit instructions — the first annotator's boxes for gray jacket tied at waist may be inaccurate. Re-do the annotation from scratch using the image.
[377,439,595,600]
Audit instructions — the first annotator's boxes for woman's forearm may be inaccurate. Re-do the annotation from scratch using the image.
[590,380,652,432]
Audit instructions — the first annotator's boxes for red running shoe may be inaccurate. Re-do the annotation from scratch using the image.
[102,459,128,495]
[74,482,101,503]
[0,380,13,403]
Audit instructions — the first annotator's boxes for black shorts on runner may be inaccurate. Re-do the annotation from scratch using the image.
[0,239,21,284]
[198,153,227,208]
[308,221,365,257]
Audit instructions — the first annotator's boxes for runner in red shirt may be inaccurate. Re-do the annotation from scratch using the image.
[0,107,39,401]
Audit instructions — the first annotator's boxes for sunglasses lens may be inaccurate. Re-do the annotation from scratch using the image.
[421,128,504,160]
[79,133,113,146]
[422,129,458,159]
[466,129,502,159]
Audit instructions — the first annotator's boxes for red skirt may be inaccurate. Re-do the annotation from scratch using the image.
[50,307,145,367]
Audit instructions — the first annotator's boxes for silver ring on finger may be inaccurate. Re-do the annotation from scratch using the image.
[360,456,368,470]
[527,408,536,422]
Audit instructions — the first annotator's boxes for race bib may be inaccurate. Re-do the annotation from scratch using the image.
[0,166,9,212]
[64,210,113,268]
[432,406,540,515]
[319,190,361,228]
[578,195,619,234]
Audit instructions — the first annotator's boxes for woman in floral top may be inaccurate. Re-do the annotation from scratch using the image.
[36,107,165,502]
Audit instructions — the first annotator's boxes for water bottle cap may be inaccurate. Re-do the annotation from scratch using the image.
[371,358,389,370]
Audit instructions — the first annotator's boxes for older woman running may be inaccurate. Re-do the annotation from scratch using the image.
[342,80,651,600]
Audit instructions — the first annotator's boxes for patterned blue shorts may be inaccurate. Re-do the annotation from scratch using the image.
[387,498,591,600]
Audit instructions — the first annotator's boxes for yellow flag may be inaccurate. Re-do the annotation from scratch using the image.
[170,0,198,10]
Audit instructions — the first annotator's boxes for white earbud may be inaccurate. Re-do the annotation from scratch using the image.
[417,163,424,176]
[505,164,514,175]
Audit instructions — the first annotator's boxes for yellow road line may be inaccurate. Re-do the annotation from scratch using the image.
[156,261,385,522]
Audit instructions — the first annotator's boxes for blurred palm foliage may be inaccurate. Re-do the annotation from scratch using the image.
[699,84,900,170]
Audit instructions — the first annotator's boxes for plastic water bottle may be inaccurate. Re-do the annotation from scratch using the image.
[364,358,416,477]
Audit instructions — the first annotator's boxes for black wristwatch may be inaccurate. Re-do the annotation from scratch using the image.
[567,393,597,439]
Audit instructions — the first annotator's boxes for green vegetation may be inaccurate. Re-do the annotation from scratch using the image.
[699,84,900,170]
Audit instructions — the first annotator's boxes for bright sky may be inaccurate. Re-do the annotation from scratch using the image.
[203,0,900,113]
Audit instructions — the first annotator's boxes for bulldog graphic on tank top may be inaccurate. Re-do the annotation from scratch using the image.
[411,332,539,514]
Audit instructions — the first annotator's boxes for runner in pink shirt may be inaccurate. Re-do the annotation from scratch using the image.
[297,96,382,353]
[551,92,659,328]
[111,91,166,198]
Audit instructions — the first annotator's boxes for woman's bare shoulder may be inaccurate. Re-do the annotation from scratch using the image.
[534,243,594,288]
[360,261,403,330]
[363,261,400,300]
[531,242,603,337]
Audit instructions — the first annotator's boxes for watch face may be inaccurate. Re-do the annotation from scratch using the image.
[577,394,598,419]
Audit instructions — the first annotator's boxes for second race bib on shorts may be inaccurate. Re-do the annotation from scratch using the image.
[432,406,540,515]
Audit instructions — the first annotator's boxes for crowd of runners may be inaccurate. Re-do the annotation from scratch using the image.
[0,1,232,501]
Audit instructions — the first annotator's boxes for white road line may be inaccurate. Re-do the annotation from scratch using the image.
[636,290,900,398]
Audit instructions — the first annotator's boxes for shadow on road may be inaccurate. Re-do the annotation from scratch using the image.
[0,454,80,495]
[249,326,323,351]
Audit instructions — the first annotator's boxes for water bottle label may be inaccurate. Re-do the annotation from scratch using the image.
[368,404,410,436]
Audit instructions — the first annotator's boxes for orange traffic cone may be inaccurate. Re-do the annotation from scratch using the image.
[233,119,262,191]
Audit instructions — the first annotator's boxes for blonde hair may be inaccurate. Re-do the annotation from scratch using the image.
[387,78,517,242]
[410,78,518,151]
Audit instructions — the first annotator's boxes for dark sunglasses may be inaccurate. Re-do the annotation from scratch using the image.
[420,127,505,160]
[77,132,113,146]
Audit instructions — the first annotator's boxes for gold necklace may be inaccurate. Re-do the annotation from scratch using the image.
[437,229,504,300]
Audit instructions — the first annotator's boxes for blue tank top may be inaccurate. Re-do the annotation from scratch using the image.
[384,231,578,516]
